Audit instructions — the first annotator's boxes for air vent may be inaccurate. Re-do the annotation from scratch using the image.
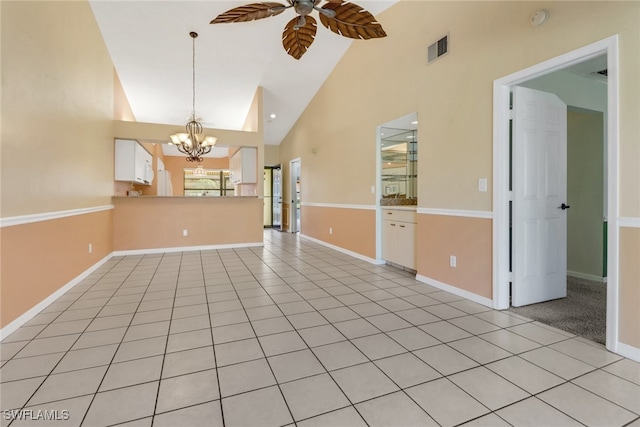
[427,34,449,64]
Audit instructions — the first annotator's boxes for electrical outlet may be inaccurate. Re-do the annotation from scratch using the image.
[329,227,333,235]
[478,178,488,192]
[88,243,92,253]
[450,255,457,267]
[183,229,188,237]
[371,185,375,194]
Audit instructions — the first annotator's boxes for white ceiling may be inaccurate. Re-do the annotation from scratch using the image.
[90,0,397,146]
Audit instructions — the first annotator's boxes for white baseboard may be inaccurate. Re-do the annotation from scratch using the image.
[112,242,264,257]
[567,271,607,283]
[299,234,384,265]
[415,274,494,308]
[616,341,640,363]
[0,254,112,340]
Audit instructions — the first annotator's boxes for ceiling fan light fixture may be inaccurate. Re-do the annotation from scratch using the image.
[293,0,315,15]
[210,0,386,60]
[315,7,336,18]
[295,15,307,29]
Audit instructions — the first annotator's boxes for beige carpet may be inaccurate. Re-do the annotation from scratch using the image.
[508,276,606,345]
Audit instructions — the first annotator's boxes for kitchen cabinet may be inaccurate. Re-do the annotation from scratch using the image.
[229,147,257,184]
[115,139,153,185]
[383,208,416,269]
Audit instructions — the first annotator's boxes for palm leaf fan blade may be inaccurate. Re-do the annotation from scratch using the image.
[319,2,387,40]
[282,15,317,60]
[210,2,287,24]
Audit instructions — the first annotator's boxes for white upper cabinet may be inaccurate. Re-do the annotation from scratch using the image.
[229,147,257,184]
[115,139,154,185]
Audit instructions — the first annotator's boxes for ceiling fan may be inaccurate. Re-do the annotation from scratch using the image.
[210,0,387,60]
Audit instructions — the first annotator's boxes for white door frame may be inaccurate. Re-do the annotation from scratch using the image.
[289,158,301,233]
[492,35,619,351]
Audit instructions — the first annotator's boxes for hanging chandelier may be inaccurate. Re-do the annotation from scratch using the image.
[169,31,217,162]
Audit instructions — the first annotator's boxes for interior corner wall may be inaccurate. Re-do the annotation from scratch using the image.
[277,0,639,334]
[114,69,136,122]
[264,145,281,167]
[0,1,116,328]
[567,110,605,279]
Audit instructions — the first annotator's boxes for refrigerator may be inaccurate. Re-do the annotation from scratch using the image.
[157,170,173,196]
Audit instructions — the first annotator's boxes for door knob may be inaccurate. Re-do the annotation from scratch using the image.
[559,203,571,210]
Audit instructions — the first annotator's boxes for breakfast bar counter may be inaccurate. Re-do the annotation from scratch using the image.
[112,196,263,252]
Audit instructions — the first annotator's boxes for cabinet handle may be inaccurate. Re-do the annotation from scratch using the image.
[390,223,396,227]
[399,225,405,228]
[386,212,392,215]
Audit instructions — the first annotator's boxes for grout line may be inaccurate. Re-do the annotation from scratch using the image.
[1,231,634,427]
[79,254,165,426]
[199,250,227,427]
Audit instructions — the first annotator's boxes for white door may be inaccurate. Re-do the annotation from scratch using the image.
[290,159,301,233]
[512,86,568,307]
[273,167,282,230]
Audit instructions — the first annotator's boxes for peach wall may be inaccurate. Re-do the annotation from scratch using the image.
[0,210,113,327]
[417,214,492,299]
[0,1,117,329]
[112,197,263,251]
[301,206,376,260]
[276,1,639,349]
[1,1,115,217]
[619,227,640,348]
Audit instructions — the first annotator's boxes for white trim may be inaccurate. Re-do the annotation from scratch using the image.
[112,242,264,257]
[619,217,640,228]
[300,234,385,265]
[0,254,113,340]
[567,271,607,283]
[493,35,620,353]
[301,202,376,211]
[381,206,417,211]
[0,205,114,228]
[289,158,301,233]
[616,341,640,363]
[415,274,494,308]
[417,208,493,219]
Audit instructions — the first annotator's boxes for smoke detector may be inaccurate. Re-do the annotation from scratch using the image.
[530,10,548,26]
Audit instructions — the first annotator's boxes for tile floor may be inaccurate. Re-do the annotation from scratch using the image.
[1,230,639,427]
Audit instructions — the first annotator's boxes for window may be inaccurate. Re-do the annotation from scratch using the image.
[184,169,234,197]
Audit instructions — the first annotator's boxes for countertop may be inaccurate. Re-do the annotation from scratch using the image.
[112,196,259,199]
[380,198,417,207]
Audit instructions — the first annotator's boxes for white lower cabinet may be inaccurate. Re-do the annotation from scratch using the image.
[383,209,416,269]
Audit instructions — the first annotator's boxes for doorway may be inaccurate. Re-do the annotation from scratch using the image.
[493,36,619,351]
[263,166,282,229]
[290,159,301,233]
[509,97,607,343]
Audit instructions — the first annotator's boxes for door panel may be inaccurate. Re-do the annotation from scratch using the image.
[512,86,568,307]
[273,167,282,229]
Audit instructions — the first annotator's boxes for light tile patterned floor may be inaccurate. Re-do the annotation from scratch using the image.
[1,230,639,427]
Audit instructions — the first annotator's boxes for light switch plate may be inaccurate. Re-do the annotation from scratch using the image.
[478,178,488,192]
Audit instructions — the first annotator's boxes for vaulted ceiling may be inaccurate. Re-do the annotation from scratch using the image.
[90,1,396,146]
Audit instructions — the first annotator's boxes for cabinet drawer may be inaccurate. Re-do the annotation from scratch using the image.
[382,209,416,223]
